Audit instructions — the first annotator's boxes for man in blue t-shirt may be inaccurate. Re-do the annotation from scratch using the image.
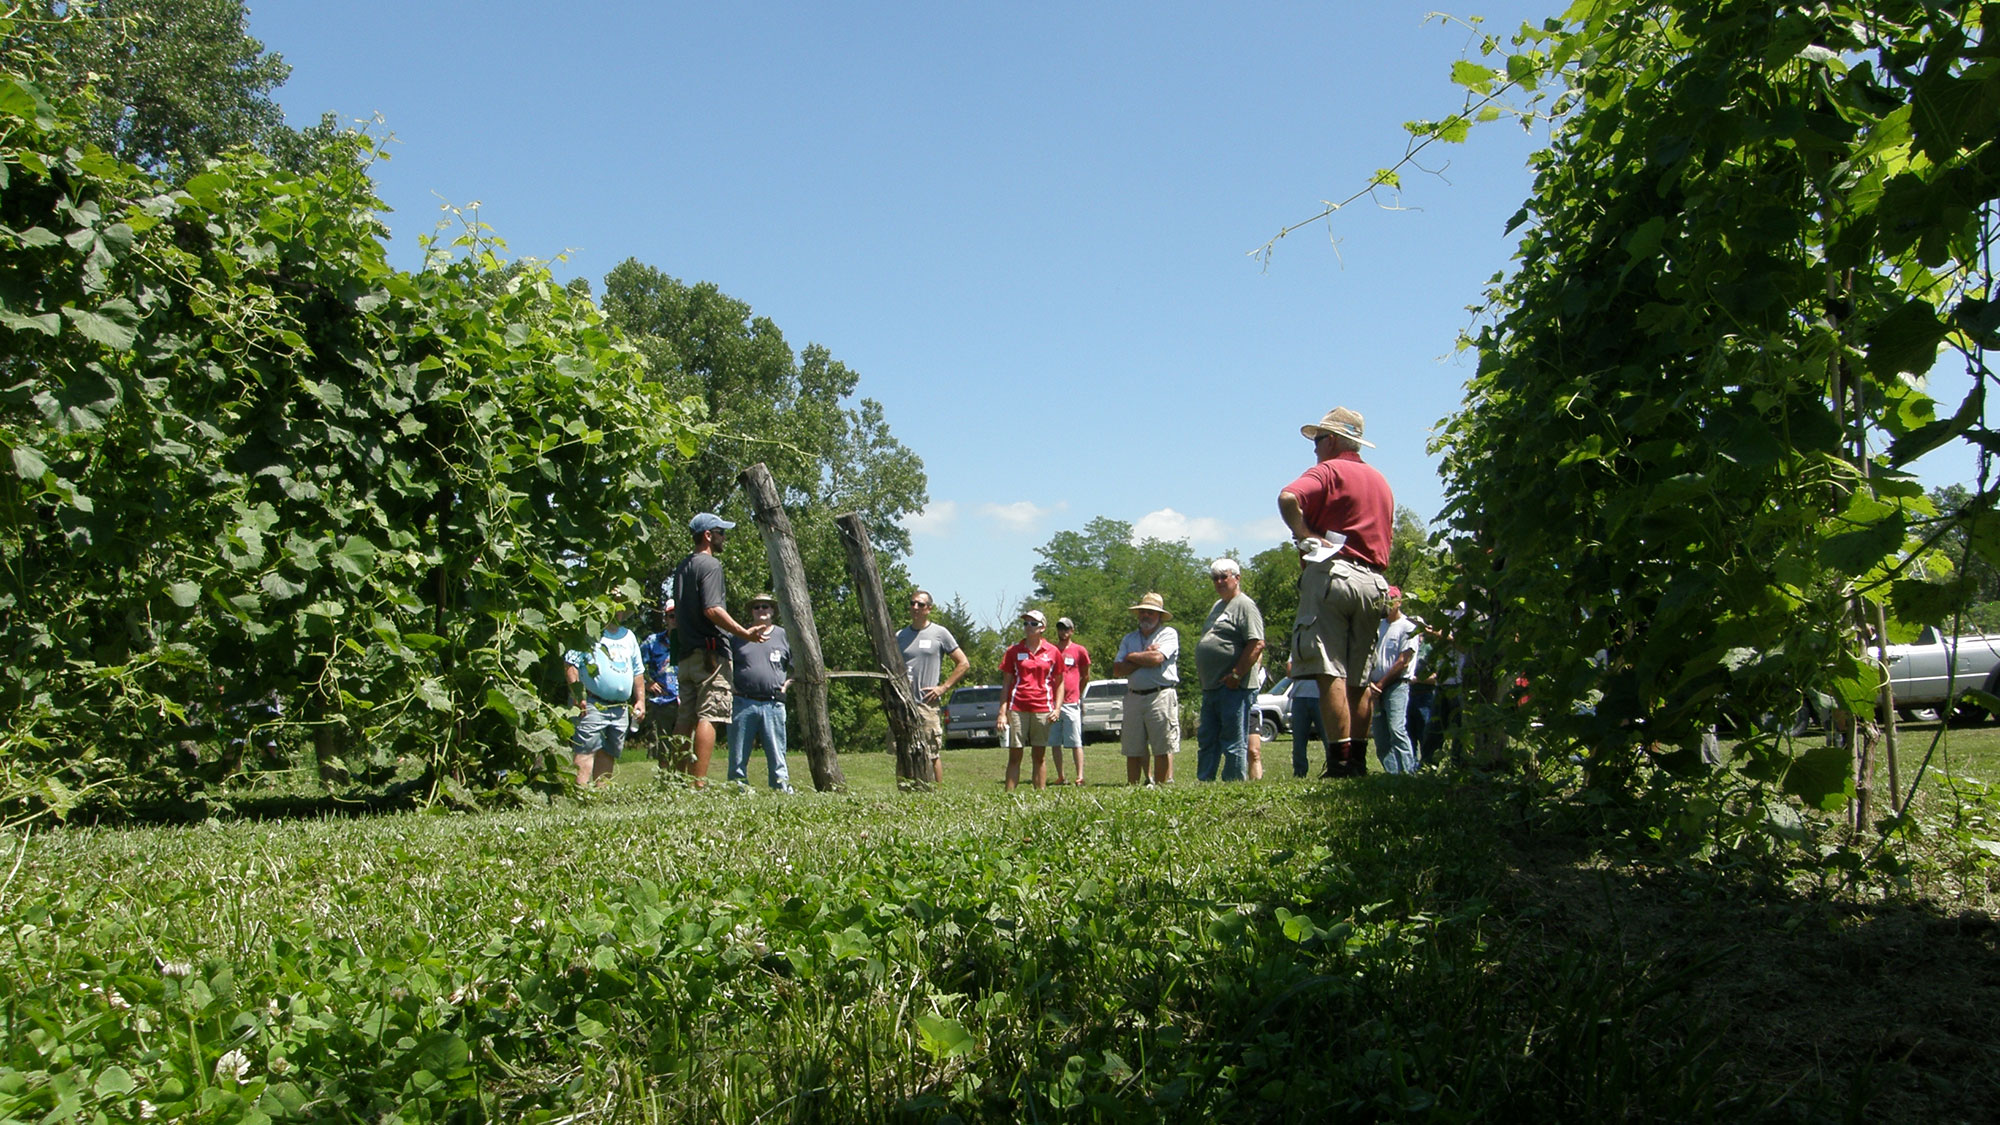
[564,594,645,789]
[638,599,681,766]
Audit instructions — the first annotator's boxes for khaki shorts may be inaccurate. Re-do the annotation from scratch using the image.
[1121,688,1180,757]
[916,703,944,762]
[1007,709,1056,747]
[676,651,734,726]
[1291,557,1388,681]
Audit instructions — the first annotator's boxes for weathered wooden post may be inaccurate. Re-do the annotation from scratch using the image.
[836,512,939,788]
[738,463,843,790]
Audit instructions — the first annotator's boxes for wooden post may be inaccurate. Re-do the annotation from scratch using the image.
[836,512,938,788]
[738,464,843,791]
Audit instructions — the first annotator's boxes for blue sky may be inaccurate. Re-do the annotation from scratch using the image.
[246,1,1982,625]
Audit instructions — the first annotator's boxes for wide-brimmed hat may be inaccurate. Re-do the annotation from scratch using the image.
[747,592,777,608]
[1301,406,1374,449]
[1127,592,1172,620]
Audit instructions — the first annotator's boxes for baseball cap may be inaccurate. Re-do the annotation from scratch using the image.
[689,512,736,534]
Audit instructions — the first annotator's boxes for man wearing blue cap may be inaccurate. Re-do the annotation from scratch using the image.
[671,513,771,788]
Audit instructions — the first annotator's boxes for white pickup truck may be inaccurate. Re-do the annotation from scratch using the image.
[1080,678,1126,741]
[1880,626,2000,721]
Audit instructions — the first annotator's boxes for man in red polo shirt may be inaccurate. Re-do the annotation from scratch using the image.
[1279,406,1394,778]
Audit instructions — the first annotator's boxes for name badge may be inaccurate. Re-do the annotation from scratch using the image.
[768,650,783,665]
[918,639,933,651]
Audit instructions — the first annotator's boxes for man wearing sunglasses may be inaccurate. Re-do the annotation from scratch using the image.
[897,589,968,783]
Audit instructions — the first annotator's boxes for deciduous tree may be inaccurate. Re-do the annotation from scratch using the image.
[598,260,929,749]
[7,0,318,180]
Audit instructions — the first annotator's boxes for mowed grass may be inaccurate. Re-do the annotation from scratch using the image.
[4,733,1998,1122]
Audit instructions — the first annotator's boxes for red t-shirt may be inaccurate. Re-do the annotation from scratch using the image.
[1001,640,1062,712]
[1056,642,1091,700]
[1284,451,1394,568]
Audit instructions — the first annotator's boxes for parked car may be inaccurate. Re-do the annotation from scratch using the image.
[943,684,1004,744]
[1881,626,2000,723]
[1080,678,1126,741]
[1254,677,1300,742]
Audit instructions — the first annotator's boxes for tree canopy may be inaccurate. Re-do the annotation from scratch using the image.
[5,0,324,180]
[597,259,930,748]
[1024,518,1214,684]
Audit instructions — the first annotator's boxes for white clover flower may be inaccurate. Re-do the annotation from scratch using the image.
[215,1047,251,1083]
[138,1100,158,1120]
[267,1056,292,1077]
[159,959,193,980]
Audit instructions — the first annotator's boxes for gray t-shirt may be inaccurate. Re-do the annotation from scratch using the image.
[672,551,726,653]
[896,623,960,693]
[1195,593,1265,691]
[730,626,790,700]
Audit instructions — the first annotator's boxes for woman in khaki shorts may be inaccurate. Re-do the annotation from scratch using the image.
[996,610,1064,791]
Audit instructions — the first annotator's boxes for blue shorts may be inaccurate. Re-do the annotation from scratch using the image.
[1051,702,1084,748]
[571,700,629,759]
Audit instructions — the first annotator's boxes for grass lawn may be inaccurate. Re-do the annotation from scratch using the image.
[3,732,1997,1122]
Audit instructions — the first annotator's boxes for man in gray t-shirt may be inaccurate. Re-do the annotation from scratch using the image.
[1195,558,1265,782]
[727,593,793,791]
[670,512,770,788]
[896,589,968,783]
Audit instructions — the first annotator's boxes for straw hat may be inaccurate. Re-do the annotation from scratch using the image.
[1300,406,1374,449]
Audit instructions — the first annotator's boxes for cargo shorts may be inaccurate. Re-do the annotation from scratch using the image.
[676,651,735,727]
[1291,556,1389,681]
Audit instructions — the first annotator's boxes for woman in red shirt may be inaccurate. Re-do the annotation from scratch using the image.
[997,609,1064,791]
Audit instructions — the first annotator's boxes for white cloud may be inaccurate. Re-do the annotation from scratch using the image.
[906,500,958,538]
[979,500,1060,533]
[1132,508,1231,546]
[1129,510,1292,552]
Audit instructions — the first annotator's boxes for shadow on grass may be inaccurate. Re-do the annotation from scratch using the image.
[1246,775,2000,1122]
